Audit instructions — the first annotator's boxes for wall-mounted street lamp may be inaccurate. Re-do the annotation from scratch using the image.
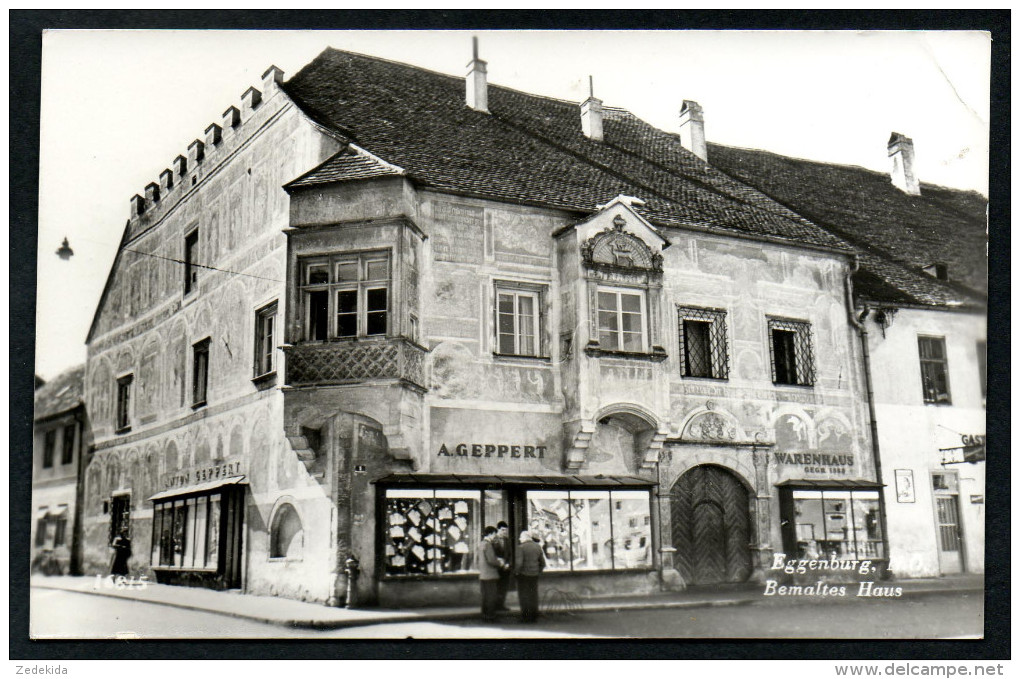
[56,237,74,260]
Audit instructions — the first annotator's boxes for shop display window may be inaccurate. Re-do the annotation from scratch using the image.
[152,492,222,570]
[526,488,652,572]
[383,489,489,577]
[788,489,883,560]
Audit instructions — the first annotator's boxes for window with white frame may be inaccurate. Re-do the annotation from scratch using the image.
[918,335,951,404]
[254,301,278,377]
[597,287,646,353]
[300,252,389,341]
[495,283,542,357]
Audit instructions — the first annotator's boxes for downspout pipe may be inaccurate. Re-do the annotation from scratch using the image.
[845,256,893,579]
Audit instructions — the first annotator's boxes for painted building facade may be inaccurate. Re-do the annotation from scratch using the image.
[82,47,893,607]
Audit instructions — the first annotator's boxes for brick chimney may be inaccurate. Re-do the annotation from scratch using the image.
[465,36,488,113]
[580,76,603,142]
[888,132,920,195]
[678,100,707,162]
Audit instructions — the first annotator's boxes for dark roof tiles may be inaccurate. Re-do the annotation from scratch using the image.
[34,364,85,421]
[283,48,850,252]
[708,143,988,303]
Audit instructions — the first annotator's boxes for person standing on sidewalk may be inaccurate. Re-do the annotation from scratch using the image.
[493,521,512,611]
[515,529,546,623]
[478,526,503,622]
[110,534,132,577]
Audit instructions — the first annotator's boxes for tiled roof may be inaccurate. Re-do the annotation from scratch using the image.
[282,48,850,252]
[34,364,84,421]
[288,146,404,188]
[708,143,988,306]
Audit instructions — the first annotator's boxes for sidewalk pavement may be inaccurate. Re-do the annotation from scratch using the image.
[30,573,984,631]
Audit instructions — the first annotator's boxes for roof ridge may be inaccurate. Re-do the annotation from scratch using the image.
[709,141,987,199]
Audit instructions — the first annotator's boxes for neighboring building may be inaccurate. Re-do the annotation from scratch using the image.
[82,45,887,608]
[707,133,987,577]
[32,365,88,575]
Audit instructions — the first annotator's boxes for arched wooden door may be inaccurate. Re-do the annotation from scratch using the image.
[671,465,752,584]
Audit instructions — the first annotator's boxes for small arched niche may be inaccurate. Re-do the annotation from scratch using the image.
[269,502,304,559]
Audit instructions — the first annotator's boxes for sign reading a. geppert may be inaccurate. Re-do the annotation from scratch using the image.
[437,443,547,459]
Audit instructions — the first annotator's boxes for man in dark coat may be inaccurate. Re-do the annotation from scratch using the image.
[478,526,503,621]
[492,521,512,611]
[515,529,546,623]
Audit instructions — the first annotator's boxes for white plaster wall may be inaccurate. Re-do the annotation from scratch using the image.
[866,307,986,576]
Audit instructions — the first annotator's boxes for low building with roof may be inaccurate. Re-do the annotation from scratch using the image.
[82,43,903,607]
[32,364,88,575]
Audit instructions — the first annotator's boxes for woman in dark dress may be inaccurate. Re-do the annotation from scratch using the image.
[110,535,132,576]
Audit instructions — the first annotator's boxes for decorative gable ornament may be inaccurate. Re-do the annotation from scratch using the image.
[581,215,664,274]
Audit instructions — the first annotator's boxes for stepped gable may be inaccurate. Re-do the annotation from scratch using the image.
[34,364,85,421]
[282,48,849,252]
[708,143,988,302]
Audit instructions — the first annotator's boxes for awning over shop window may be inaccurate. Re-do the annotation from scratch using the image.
[148,475,247,502]
[775,479,884,489]
[373,473,654,487]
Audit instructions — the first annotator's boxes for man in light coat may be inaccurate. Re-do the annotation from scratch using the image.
[515,529,546,623]
[478,525,503,621]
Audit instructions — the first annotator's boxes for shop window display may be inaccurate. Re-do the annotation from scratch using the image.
[383,489,486,577]
[789,489,883,560]
[526,489,652,572]
[152,493,222,570]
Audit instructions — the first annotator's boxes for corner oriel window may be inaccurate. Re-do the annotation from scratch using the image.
[300,252,389,341]
[494,283,544,357]
[768,318,814,386]
[184,229,199,295]
[116,374,133,432]
[678,306,728,379]
[597,287,646,353]
[192,338,210,407]
[918,336,951,404]
[254,302,278,377]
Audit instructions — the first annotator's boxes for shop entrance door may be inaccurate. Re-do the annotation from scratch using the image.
[932,471,963,574]
[671,465,752,585]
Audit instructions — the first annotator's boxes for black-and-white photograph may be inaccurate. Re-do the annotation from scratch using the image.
[26,26,991,643]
